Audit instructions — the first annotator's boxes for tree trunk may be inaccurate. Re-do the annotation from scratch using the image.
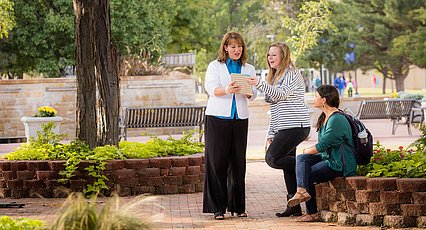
[391,61,410,92]
[74,0,119,149]
[94,0,120,146]
[394,75,405,92]
[382,75,386,94]
[74,0,97,148]
[377,67,389,94]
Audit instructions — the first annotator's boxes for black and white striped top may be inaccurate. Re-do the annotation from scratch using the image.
[257,68,311,137]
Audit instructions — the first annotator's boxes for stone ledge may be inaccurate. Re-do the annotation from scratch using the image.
[0,153,204,198]
[317,177,426,228]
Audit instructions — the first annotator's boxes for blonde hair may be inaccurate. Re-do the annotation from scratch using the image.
[217,31,248,65]
[266,42,295,85]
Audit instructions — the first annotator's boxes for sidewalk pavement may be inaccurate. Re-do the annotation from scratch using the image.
[0,119,422,229]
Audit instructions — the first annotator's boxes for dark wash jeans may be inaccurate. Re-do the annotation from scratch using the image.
[265,127,310,196]
[295,154,343,214]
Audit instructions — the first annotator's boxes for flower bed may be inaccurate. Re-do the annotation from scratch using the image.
[0,154,204,198]
[316,177,426,228]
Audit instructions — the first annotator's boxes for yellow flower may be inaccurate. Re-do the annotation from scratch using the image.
[35,106,57,117]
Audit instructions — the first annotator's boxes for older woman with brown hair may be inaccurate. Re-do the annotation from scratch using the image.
[203,31,257,220]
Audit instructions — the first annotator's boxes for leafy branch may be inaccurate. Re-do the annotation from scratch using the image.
[282,0,336,63]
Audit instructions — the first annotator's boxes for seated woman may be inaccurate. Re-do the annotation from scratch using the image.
[287,85,357,222]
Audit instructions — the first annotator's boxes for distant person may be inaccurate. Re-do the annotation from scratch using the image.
[372,75,377,88]
[248,42,310,218]
[313,76,321,91]
[347,80,354,97]
[203,31,257,220]
[287,85,357,222]
[333,76,346,96]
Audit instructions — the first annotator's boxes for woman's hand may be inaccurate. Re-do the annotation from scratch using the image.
[248,77,260,86]
[227,81,241,94]
[264,137,273,153]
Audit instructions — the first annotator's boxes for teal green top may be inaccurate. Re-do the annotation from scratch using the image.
[315,113,357,176]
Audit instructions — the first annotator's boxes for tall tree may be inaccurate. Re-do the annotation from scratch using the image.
[74,0,119,148]
[339,0,425,92]
[392,6,426,69]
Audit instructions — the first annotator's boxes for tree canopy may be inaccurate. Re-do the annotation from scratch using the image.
[110,0,175,60]
[1,0,425,93]
[0,0,15,39]
[0,0,74,78]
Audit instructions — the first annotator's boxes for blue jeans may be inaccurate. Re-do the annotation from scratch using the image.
[295,154,343,214]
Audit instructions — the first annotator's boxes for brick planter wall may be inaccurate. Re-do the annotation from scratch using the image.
[316,176,426,228]
[0,153,204,198]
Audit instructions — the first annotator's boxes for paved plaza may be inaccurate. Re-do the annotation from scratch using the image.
[0,119,423,229]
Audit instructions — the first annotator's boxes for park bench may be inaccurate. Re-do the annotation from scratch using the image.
[345,99,419,135]
[119,106,206,141]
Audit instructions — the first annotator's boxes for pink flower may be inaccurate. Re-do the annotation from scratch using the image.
[399,146,404,150]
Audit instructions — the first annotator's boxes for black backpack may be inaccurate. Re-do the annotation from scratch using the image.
[335,110,374,165]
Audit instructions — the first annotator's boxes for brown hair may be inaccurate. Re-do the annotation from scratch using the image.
[266,42,294,85]
[217,31,248,65]
[315,85,340,131]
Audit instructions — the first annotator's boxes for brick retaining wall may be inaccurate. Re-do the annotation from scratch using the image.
[316,176,426,228]
[0,153,204,198]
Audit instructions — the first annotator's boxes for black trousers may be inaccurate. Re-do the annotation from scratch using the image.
[203,115,248,214]
[265,127,310,196]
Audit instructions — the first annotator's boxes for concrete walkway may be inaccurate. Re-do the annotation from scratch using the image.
[0,119,422,229]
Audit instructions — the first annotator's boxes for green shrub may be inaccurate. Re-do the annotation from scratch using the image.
[0,216,45,230]
[398,92,424,100]
[357,140,426,178]
[119,141,157,159]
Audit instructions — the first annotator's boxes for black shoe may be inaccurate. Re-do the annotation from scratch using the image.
[214,212,225,220]
[276,205,302,217]
[276,194,303,217]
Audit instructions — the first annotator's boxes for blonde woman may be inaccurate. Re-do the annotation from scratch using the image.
[248,42,310,217]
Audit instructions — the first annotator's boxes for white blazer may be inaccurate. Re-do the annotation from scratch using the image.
[204,60,257,119]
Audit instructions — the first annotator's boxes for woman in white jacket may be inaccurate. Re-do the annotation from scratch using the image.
[203,31,257,220]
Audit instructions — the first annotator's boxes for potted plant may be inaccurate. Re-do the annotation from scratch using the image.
[21,106,63,141]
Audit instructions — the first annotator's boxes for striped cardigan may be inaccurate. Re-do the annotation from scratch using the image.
[257,68,311,137]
